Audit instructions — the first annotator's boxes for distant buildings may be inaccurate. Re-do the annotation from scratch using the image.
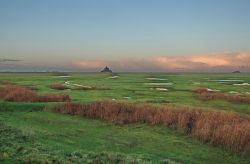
[100,66,112,73]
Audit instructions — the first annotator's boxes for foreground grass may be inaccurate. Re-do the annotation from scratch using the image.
[0,123,150,163]
[0,104,249,163]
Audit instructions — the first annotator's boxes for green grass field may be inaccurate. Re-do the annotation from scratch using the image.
[0,73,250,163]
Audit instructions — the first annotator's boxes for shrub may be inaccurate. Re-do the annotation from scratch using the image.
[50,100,250,153]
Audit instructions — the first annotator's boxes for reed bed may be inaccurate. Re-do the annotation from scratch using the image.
[194,88,250,103]
[0,85,70,102]
[50,100,250,154]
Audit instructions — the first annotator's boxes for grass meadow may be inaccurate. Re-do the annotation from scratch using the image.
[0,72,250,163]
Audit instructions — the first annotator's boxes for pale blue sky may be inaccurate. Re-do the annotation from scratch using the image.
[0,0,250,71]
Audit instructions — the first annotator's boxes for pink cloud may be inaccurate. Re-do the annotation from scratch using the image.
[154,52,250,71]
[190,56,230,66]
[72,52,250,72]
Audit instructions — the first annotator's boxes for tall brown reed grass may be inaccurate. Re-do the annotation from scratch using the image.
[194,88,250,103]
[0,85,70,102]
[50,100,250,154]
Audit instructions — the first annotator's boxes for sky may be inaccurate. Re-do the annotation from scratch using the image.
[0,0,250,72]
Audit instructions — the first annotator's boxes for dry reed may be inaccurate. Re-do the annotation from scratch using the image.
[0,85,70,102]
[50,100,250,154]
[194,88,250,103]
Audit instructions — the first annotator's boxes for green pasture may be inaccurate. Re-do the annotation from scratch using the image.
[0,73,250,163]
[1,72,249,114]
